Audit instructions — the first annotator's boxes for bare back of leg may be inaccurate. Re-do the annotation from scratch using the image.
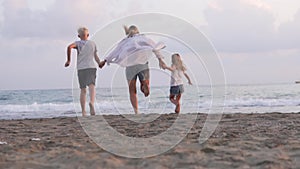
[128,80,139,114]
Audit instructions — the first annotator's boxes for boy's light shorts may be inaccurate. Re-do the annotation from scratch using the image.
[125,63,149,82]
[77,68,97,89]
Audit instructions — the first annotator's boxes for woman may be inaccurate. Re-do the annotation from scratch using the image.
[99,25,166,114]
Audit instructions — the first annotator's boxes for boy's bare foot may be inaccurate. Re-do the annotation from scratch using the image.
[82,111,87,117]
[175,104,180,114]
[141,82,149,97]
[89,103,95,115]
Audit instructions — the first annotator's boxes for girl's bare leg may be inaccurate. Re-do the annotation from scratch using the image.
[80,88,87,116]
[129,80,139,114]
[175,94,182,113]
[88,84,96,115]
[169,94,178,105]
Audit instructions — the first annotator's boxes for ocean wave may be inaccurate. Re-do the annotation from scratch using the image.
[1,98,298,114]
[225,98,300,107]
[0,97,299,119]
[0,102,77,113]
[2,97,300,109]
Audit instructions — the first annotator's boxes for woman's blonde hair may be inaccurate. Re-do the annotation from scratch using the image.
[172,53,186,71]
[124,25,139,37]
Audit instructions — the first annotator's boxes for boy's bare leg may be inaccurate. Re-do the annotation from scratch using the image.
[80,88,87,116]
[129,80,139,114]
[88,84,96,115]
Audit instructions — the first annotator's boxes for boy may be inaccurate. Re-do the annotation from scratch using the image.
[65,27,101,116]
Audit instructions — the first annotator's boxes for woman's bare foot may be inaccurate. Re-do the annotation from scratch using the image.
[141,82,150,97]
[89,103,95,115]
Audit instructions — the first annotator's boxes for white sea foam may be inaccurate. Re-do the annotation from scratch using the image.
[225,98,300,107]
[0,102,76,113]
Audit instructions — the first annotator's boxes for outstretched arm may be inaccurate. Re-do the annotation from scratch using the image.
[151,40,166,69]
[184,72,192,85]
[65,43,77,67]
[158,58,167,70]
[163,64,175,72]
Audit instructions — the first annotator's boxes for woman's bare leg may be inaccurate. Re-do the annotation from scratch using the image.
[128,80,139,114]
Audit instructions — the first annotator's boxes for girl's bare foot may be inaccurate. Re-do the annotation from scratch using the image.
[175,104,180,114]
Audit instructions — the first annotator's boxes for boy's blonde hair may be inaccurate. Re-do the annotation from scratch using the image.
[77,27,89,36]
[124,25,139,37]
[172,53,186,71]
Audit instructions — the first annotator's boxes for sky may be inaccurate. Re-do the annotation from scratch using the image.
[0,0,299,90]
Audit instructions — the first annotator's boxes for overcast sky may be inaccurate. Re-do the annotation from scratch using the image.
[0,0,299,90]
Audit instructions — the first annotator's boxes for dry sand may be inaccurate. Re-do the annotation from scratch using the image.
[0,113,299,169]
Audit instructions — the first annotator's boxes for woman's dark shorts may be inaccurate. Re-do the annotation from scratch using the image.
[125,63,149,82]
[170,85,184,95]
[78,68,97,89]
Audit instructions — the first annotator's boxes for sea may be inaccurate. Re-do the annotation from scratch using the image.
[0,83,299,120]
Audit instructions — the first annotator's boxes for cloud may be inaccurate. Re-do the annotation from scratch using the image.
[0,0,299,89]
[221,49,300,84]
[277,9,300,49]
[0,0,150,59]
[241,0,272,11]
[203,0,300,53]
[0,0,147,40]
[1,0,101,39]
[0,0,156,89]
[204,0,277,53]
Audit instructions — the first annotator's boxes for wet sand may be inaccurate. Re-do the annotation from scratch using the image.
[0,113,299,169]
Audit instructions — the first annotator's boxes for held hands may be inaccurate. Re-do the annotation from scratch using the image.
[159,59,166,70]
[98,60,106,69]
[161,64,167,70]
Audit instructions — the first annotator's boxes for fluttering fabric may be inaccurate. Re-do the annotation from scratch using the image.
[105,34,165,67]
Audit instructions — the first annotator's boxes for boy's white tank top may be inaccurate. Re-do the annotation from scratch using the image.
[76,40,97,70]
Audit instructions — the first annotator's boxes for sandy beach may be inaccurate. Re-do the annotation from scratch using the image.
[0,112,299,169]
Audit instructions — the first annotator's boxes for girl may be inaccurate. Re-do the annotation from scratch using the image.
[163,53,192,113]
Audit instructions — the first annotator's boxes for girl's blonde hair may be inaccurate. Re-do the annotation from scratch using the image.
[172,53,186,71]
[124,25,139,37]
[77,27,89,36]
